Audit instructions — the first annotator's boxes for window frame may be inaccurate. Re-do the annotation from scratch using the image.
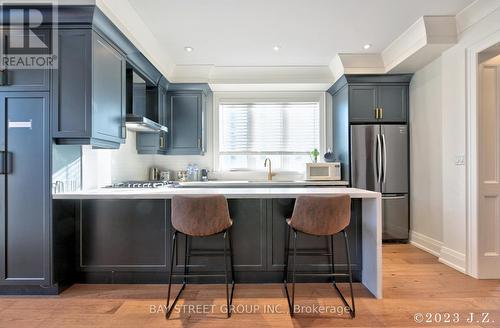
[213,92,326,173]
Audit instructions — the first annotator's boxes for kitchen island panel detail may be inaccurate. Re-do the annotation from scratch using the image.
[72,198,362,279]
[80,199,167,269]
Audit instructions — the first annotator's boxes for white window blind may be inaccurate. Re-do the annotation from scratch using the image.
[218,102,320,171]
[219,102,320,153]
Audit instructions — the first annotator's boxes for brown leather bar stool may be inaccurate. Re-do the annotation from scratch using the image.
[283,194,355,318]
[166,195,235,319]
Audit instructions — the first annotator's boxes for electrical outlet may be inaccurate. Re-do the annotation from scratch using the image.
[455,155,465,166]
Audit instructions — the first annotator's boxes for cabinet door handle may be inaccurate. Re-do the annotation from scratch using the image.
[379,107,383,119]
[0,34,8,86]
[374,107,378,119]
[160,135,164,148]
[198,138,201,149]
[0,70,7,86]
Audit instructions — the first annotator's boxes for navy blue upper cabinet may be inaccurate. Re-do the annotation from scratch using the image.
[348,84,408,123]
[136,83,169,154]
[53,29,126,149]
[348,85,378,123]
[348,85,408,123]
[377,85,408,123]
[0,29,51,92]
[157,85,168,153]
[166,90,206,155]
[329,75,411,124]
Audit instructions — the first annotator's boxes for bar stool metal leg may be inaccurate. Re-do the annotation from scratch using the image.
[283,225,290,283]
[223,230,231,318]
[165,231,176,318]
[291,229,297,316]
[184,235,189,284]
[343,230,356,318]
[283,225,292,314]
[166,231,186,319]
[330,235,336,284]
[331,230,355,318]
[227,229,235,308]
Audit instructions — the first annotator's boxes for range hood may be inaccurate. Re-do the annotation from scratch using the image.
[126,115,168,132]
[125,70,167,133]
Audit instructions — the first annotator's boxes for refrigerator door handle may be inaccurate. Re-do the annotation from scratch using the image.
[382,194,406,200]
[0,151,12,175]
[382,133,387,183]
[376,134,382,183]
[0,151,4,174]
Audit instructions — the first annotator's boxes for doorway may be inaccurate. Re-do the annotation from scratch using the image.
[474,44,500,278]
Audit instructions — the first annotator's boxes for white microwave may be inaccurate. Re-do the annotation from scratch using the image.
[305,162,341,181]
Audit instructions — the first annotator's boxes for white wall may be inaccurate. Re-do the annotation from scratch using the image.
[409,1,500,273]
[439,2,500,273]
[409,56,444,255]
[81,131,154,188]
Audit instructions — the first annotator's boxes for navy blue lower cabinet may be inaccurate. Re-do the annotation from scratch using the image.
[62,198,362,284]
[79,199,168,271]
[0,92,54,293]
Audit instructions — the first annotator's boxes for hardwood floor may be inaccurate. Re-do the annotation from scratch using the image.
[1,244,499,327]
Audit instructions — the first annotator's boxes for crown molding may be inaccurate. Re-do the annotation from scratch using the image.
[383,16,457,73]
[169,65,333,89]
[209,83,334,92]
[456,0,500,36]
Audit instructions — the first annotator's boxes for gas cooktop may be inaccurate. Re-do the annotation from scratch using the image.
[105,181,179,189]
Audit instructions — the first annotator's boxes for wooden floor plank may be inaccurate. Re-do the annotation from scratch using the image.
[0,244,499,327]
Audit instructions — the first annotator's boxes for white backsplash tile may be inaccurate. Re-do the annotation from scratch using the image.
[81,131,154,188]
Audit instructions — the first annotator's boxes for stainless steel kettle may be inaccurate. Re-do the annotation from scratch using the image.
[149,167,160,181]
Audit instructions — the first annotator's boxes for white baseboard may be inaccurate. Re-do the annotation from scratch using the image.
[409,231,443,257]
[409,231,466,273]
[439,247,466,273]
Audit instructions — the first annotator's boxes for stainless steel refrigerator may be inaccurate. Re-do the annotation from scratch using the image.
[350,125,409,241]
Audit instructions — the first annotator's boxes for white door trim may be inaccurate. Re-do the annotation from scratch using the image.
[466,29,500,278]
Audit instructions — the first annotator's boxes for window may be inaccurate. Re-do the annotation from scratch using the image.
[218,101,321,172]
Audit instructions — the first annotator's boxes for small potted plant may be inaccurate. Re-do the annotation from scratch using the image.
[310,148,320,163]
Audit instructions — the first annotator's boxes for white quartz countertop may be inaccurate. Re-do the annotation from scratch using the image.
[178,180,349,187]
[53,187,380,200]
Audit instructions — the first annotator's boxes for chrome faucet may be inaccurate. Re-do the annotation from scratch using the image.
[264,158,272,181]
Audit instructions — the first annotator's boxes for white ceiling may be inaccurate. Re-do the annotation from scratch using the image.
[127,0,474,67]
